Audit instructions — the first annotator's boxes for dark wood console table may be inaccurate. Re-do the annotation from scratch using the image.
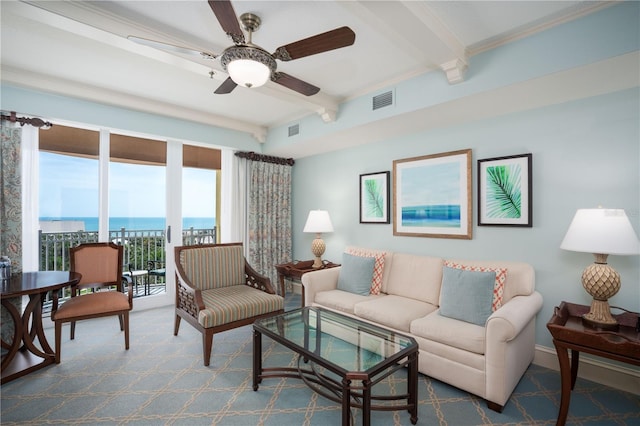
[1,271,81,384]
[275,260,340,307]
[546,301,640,426]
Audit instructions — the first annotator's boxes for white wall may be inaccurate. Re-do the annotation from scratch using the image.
[291,87,640,353]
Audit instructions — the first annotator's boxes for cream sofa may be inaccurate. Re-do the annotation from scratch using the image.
[301,247,543,412]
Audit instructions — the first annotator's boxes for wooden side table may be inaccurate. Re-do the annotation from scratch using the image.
[1,271,81,384]
[275,260,340,307]
[546,301,640,426]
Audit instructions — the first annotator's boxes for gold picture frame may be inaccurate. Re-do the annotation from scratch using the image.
[393,149,472,239]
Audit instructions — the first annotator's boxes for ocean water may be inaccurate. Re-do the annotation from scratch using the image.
[401,204,461,228]
[39,217,215,232]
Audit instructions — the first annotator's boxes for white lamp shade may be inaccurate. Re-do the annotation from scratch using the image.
[560,208,640,255]
[303,210,334,233]
[227,59,271,88]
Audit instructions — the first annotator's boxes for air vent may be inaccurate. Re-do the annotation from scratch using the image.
[288,124,299,137]
[372,90,393,111]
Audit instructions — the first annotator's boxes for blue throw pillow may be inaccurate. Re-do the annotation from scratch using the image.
[439,266,496,326]
[337,252,375,296]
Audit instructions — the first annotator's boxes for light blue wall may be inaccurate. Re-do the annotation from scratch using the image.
[286,1,640,353]
[0,84,259,150]
[266,1,640,152]
[291,87,640,351]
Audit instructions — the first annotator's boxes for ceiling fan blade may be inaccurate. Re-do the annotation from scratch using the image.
[214,77,238,94]
[208,0,245,44]
[272,26,355,61]
[127,36,216,60]
[273,72,320,96]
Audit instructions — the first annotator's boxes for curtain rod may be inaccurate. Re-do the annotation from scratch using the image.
[1,111,53,129]
[235,151,294,166]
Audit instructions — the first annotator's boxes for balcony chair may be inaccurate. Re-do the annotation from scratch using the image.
[174,243,284,366]
[147,260,166,292]
[123,263,149,296]
[51,242,133,364]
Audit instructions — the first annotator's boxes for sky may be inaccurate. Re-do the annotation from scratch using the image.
[39,152,216,218]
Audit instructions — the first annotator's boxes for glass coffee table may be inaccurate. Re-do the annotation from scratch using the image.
[253,307,418,426]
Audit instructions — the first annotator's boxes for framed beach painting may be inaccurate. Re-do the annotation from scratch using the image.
[478,153,532,227]
[393,149,472,239]
[360,171,390,224]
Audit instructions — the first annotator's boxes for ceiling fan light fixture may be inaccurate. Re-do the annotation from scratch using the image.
[221,45,276,89]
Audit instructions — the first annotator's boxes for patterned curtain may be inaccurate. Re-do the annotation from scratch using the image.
[243,155,293,284]
[1,124,22,349]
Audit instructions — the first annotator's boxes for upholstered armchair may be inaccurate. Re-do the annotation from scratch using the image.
[51,242,133,364]
[174,243,284,366]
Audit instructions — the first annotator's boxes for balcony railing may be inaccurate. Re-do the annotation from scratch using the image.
[39,226,216,276]
[38,227,216,313]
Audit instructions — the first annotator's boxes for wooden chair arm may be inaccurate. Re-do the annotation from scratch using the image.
[244,261,276,294]
[175,270,205,313]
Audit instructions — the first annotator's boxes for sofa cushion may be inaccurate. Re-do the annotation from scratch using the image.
[410,310,486,355]
[346,246,394,293]
[354,295,436,332]
[345,247,385,295]
[198,285,284,328]
[444,260,507,311]
[386,253,443,305]
[313,290,381,315]
[337,252,375,295]
[439,266,495,326]
[446,258,535,304]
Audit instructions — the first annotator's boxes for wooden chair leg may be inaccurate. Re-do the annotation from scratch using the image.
[118,313,124,331]
[55,321,62,364]
[174,315,181,336]
[203,330,214,366]
[123,312,130,350]
[70,320,76,340]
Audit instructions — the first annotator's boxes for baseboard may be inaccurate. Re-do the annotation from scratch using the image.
[534,345,640,395]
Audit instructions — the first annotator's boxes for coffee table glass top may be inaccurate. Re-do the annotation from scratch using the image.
[255,307,416,373]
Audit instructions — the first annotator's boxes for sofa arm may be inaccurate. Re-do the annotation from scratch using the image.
[484,291,543,409]
[301,267,341,306]
[486,291,543,342]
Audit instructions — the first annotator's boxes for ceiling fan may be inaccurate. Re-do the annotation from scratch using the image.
[128,0,355,96]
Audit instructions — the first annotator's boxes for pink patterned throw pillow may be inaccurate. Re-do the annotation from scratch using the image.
[443,261,507,311]
[345,248,385,295]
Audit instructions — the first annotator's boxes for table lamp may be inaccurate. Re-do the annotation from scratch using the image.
[560,208,640,329]
[303,210,334,269]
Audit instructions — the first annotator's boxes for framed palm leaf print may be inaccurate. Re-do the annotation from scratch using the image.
[360,171,390,224]
[478,153,532,227]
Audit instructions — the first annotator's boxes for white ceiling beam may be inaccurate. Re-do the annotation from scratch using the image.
[342,1,469,84]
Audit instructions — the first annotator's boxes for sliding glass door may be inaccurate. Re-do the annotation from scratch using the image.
[36,124,220,312]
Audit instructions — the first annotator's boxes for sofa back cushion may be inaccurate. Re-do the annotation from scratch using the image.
[445,258,535,304]
[386,253,444,305]
[179,244,245,290]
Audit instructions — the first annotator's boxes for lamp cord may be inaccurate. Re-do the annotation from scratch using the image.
[610,306,639,315]
[610,306,640,332]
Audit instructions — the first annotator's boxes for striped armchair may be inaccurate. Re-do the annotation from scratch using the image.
[174,243,284,366]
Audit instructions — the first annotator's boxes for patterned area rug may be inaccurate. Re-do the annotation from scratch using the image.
[1,297,638,425]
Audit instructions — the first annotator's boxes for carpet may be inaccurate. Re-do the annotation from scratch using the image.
[1,295,638,425]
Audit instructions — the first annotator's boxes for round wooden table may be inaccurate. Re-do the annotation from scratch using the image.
[1,271,81,384]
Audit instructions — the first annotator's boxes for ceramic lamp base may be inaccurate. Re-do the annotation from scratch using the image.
[311,235,326,269]
[580,254,620,330]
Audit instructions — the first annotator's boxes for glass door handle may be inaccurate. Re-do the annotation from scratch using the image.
[167,225,171,244]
